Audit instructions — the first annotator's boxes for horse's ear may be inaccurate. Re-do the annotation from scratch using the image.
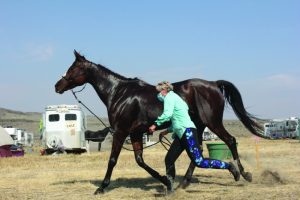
[74,50,86,61]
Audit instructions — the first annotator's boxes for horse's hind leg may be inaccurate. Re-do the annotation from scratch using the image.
[177,124,205,189]
[212,124,252,182]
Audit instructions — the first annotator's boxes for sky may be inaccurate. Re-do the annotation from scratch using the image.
[0,1,299,119]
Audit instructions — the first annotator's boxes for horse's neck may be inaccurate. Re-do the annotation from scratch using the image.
[87,63,124,107]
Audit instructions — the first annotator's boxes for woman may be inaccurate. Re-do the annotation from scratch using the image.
[149,81,240,193]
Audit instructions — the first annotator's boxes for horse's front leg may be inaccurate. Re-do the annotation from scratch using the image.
[94,130,127,194]
[131,135,169,187]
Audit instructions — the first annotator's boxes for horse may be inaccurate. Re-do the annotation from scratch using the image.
[55,50,268,194]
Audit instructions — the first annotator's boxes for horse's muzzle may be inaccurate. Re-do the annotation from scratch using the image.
[55,79,66,94]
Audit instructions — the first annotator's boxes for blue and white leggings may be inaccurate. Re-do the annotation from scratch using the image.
[165,128,229,179]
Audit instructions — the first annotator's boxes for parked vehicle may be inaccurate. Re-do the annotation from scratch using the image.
[40,104,87,154]
[5,127,34,147]
[4,127,18,145]
[0,126,24,157]
[264,117,299,139]
[125,133,155,145]
[203,127,219,141]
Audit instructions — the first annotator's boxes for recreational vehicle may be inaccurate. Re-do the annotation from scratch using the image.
[4,127,33,146]
[4,127,18,145]
[264,117,300,139]
[16,129,25,145]
[41,104,87,154]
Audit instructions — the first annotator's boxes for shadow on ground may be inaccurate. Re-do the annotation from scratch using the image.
[51,173,240,195]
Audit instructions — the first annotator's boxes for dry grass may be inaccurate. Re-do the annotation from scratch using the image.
[1,137,300,200]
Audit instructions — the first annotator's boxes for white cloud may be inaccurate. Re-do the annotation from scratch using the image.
[23,44,54,62]
[266,74,299,87]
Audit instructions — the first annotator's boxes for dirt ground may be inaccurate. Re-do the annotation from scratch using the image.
[0,137,300,200]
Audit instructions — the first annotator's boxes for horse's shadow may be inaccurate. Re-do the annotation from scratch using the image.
[51,174,241,194]
[52,176,165,193]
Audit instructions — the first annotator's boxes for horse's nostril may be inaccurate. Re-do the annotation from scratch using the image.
[55,80,64,94]
[55,86,60,93]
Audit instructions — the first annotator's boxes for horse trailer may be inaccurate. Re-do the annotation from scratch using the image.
[41,104,87,154]
[264,117,300,139]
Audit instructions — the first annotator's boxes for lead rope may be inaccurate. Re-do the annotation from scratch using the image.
[70,86,171,151]
[71,84,109,129]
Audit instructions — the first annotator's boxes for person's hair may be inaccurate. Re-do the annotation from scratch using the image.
[156,81,173,92]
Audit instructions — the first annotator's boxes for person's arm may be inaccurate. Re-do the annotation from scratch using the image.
[148,95,174,133]
[167,126,173,133]
[154,97,175,126]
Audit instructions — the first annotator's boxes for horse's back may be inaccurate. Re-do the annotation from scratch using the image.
[173,78,225,124]
[172,78,220,100]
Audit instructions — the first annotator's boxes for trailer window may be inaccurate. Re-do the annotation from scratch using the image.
[65,114,77,121]
[49,114,60,122]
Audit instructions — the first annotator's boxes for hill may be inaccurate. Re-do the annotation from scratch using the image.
[0,107,41,134]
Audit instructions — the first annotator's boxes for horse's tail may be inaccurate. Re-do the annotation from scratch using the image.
[216,80,270,139]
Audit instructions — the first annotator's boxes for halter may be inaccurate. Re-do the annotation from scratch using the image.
[61,72,86,83]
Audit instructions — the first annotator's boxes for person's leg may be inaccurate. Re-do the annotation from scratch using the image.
[164,136,184,191]
[181,128,229,169]
[181,128,240,181]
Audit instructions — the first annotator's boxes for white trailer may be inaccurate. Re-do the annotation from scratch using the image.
[4,127,30,146]
[4,127,18,145]
[16,129,26,145]
[41,104,87,154]
[264,117,299,139]
[203,127,218,141]
[5,127,34,147]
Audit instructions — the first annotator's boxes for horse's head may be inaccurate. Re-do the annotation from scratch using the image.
[55,50,90,94]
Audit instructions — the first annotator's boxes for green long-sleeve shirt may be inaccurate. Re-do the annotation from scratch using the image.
[155,91,196,139]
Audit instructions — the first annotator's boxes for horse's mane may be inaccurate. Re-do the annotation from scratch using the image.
[92,62,150,86]
[93,63,126,79]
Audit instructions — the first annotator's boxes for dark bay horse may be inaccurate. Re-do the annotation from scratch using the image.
[55,50,268,194]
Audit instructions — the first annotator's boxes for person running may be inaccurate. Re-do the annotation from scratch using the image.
[148,81,240,193]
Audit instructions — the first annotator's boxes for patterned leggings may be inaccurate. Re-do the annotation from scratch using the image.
[165,128,229,179]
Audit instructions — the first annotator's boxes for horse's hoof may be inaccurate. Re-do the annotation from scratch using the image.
[94,188,104,195]
[165,189,175,196]
[166,175,174,192]
[243,172,252,182]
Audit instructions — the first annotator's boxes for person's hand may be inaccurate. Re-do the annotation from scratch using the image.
[148,124,156,133]
[159,130,169,141]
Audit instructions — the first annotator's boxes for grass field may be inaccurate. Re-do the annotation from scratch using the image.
[1,137,300,200]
